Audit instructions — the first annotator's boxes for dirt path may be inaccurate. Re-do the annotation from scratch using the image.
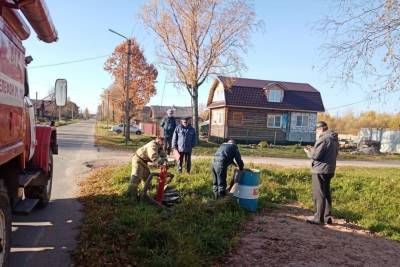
[221,204,400,266]
[238,156,400,168]
[89,149,400,169]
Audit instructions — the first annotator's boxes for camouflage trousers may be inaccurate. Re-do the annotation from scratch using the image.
[130,155,150,197]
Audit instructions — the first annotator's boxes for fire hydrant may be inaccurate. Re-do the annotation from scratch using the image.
[143,161,179,207]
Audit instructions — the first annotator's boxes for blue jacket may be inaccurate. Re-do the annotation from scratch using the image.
[160,116,177,138]
[213,143,244,170]
[172,124,196,153]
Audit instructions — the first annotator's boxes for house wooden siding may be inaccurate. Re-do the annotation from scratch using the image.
[226,107,286,142]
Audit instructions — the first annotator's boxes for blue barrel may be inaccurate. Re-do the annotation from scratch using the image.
[233,169,260,212]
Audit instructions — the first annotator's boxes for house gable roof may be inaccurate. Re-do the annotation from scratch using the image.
[207,76,325,112]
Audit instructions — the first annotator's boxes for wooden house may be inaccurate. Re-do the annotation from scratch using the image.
[207,76,325,144]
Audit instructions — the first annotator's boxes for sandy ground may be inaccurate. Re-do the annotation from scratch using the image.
[89,150,400,169]
[220,204,400,267]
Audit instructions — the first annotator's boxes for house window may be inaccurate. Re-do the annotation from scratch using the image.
[232,112,243,125]
[266,89,283,103]
[212,109,224,125]
[296,114,309,127]
[267,114,282,128]
[213,84,225,102]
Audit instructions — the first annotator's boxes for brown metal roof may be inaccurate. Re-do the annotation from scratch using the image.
[207,76,325,112]
[218,76,319,92]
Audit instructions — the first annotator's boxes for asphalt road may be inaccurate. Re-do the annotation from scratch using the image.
[10,119,99,267]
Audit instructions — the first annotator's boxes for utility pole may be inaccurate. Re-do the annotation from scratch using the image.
[112,103,115,122]
[102,100,105,121]
[106,91,111,128]
[35,91,38,119]
[109,29,132,145]
[125,39,131,143]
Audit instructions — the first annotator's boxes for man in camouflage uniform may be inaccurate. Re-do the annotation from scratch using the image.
[129,136,167,199]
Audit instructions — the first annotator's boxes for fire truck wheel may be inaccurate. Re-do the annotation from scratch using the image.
[25,152,53,208]
[0,185,11,267]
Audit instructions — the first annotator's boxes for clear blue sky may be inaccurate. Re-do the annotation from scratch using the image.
[25,0,399,114]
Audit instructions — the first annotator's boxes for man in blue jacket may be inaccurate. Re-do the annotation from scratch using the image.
[212,140,244,198]
[160,109,177,155]
[172,117,196,173]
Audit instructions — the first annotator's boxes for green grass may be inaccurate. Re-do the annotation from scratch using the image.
[194,141,400,161]
[75,159,400,266]
[36,119,80,127]
[55,119,80,127]
[96,121,400,161]
[75,161,247,266]
[95,121,153,151]
[194,142,308,158]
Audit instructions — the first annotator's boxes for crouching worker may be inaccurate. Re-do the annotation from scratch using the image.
[212,140,244,199]
[129,136,167,200]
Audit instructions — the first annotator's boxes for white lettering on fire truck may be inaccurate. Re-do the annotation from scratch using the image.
[0,72,24,107]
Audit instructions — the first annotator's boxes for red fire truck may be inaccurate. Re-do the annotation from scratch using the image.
[0,0,65,265]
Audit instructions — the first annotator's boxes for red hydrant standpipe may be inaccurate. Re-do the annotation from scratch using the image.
[155,165,168,203]
[143,163,175,207]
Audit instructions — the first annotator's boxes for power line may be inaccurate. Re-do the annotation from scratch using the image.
[325,99,369,111]
[29,54,110,69]
[325,89,400,111]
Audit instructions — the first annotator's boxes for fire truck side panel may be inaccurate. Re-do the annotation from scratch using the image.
[0,16,26,168]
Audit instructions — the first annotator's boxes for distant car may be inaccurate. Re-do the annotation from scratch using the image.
[110,124,142,135]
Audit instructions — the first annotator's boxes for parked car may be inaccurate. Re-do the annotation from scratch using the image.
[110,124,142,135]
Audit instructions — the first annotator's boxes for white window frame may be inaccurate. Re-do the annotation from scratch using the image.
[212,109,224,125]
[296,114,309,127]
[267,114,282,128]
[213,84,225,102]
[266,89,283,103]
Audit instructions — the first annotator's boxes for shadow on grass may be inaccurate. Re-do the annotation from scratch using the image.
[74,163,249,267]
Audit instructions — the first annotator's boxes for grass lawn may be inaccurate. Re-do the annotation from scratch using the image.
[95,122,153,151]
[75,159,400,266]
[55,119,80,127]
[96,121,400,161]
[36,119,81,127]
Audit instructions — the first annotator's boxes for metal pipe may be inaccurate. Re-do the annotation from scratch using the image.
[108,29,132,144]
[1,7,31,40]
[19,0,58,43]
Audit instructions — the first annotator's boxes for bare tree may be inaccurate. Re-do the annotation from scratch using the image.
[318,0,400,96]
[141,0,262,140]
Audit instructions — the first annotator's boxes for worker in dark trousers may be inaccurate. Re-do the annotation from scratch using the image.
[212,140,244,199]
[172,117,196,173]
[304,121,338,225]
[160,109,177,155]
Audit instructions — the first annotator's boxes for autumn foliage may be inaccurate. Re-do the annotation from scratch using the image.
[318,111,400,134]
[102,38,158,122]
